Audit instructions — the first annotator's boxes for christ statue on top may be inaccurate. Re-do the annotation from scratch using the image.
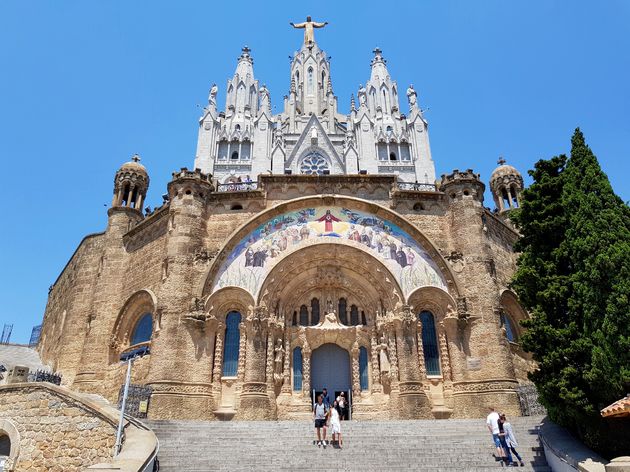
[290,16,328,45]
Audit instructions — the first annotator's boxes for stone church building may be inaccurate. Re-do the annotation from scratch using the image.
[38,21,532,421]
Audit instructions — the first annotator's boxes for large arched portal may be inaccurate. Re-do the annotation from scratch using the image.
[311,344,351,399]
[258,242,404,324]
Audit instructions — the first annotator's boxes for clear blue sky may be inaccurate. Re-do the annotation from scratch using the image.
[1,1,628,344]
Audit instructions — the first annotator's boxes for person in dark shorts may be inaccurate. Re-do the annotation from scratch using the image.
[313,395,329,447]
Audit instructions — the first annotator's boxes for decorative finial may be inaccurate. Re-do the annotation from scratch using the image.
[132,154,141,163]
[371,47,386,66]
[497,156,506,166]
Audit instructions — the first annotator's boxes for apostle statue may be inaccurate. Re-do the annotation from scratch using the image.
[377,333,391,374]
[406,84,417,108]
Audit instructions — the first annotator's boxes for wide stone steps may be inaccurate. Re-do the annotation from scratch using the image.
[145,415,549,472]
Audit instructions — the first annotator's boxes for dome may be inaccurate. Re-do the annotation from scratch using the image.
[118,154,148,176]
[490,158,521,184]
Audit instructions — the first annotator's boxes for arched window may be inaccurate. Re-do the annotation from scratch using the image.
[311,298,320,325]
[299,305,309,326]
[217,140,229,160]
[500,312,517,343]
[307,67,314,95]
[292,311,297,326]
[293,347,303,391]
[420,311,441,375]
[222,311,241,377]
[501,187,511,209]
[231,150,239,160]
[0,433,11,456]
[377,143,388,160]
[389,151,397,161]
[361,310,367,326]
[131,313,152,345]
[510,186,519,208]
[350,305,359,326]
[338,298,348,325]
[359,346,369,391]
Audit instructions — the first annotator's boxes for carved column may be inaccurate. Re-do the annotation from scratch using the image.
[351,341,361,399]
[237,322,247,381]
[302,344,311,398]
[212,324,224,389]
[236,306,276,419]
[265,332,275,392]
[281,336,291,394]
[370,328,382,393]
[388,329,399,383]
[416,320,426,378]
[439,332,452,381]
[393,306,431,419]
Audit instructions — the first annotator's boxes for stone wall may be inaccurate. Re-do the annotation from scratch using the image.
[0,383,116,472]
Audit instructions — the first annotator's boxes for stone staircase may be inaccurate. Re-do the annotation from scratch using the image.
[146,415,549,472]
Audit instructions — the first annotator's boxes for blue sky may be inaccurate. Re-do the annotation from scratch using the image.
[1,1,628,344]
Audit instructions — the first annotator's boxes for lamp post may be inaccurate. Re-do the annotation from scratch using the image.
[114,345,150,456]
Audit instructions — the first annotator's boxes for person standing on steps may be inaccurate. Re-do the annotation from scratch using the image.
[321,388,330,409]
[313,395,329,448]
[500,414,525,467]
[336,391,347,420]
[486,406,506,464]
[329,399,343,449]
[497,413,515,467]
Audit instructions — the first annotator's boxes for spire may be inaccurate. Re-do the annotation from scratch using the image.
[225,46,259,117]
[370,47,390,81]
[350,94,356,111]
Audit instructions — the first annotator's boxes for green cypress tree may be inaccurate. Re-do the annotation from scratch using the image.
[511,129,630,457]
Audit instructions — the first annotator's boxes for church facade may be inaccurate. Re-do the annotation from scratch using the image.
[38,21,533,421]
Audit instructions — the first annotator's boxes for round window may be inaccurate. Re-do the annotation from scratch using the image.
[299,152,330,175]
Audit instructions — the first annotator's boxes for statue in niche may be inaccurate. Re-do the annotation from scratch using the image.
[274,338,284,376]
[377,333,391,374]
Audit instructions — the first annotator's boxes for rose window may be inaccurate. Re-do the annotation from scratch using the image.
[300,152,330,175]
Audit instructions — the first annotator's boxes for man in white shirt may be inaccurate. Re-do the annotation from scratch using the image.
[486,407,505,462]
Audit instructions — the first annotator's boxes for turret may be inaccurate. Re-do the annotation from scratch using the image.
[490,157,523,213]
[111,154,149,212]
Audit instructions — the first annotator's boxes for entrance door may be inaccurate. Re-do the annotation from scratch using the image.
[311,343,351,403]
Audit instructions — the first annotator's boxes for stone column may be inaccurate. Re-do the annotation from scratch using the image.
[416,319,426,378]
[236,306,276,419]
[393,306,431,419]
[351,341,361,399]
[280,336,291,394]
[212,324,224,390]
[237,322,247,381]
[302,344,311,398]
[439,331,452,381]
[370,328,382,393]
[265,332,275,392]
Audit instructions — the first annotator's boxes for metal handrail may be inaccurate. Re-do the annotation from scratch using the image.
[397,182,438,192]
[216,181,259,192]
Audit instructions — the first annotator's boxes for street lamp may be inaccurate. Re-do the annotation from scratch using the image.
[114,345,150,456]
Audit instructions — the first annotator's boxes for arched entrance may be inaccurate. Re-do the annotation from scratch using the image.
[311,343,351,400]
